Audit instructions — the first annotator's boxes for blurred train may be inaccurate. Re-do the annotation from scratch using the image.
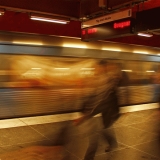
[0,31,160,119]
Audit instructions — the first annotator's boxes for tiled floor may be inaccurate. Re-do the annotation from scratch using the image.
[0,108,159,160]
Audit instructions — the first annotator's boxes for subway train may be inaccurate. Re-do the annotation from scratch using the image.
[0,31,160,119]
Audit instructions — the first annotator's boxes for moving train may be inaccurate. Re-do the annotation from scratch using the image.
[0,31,160,119]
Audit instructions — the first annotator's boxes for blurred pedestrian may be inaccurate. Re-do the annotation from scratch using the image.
[74,60,121,160]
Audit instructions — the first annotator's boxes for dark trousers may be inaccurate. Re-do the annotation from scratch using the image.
[84,131,99,160]
[83,119,118,160]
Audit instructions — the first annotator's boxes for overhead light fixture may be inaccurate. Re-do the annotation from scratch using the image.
[102,48,121,52]
[146,70,155,72]
[63,43,87,48]
[137,32,153,37]
[30,13,70,24]
[133,51,148,54]
[13,41,43,45]
[121,70,132,72]
[0,8,5,15]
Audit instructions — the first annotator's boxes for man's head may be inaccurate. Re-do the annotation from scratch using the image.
[95,59,121,76]
[97,59,107,66]
[95,59,108,75]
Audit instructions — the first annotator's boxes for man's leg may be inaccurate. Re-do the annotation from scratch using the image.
[101,127,118,152]
[84,131,99,160]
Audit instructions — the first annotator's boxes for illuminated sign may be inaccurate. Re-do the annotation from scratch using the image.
[81,17,135,42]
[114,20,131,29]
[82,28,97,35]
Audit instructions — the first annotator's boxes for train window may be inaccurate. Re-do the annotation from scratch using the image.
[141,62,156,84]
[0,55,12,83]
[9,55,97,88]
[121,60,143,86]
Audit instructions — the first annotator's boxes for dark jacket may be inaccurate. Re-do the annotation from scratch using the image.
[82,73,120,128]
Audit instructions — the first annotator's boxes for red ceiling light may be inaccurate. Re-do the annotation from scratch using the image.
[30,13,70,24]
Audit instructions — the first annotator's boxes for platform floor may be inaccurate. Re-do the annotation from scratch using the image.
[0,108,159,160]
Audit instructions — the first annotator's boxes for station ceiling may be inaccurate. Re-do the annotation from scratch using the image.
[0,0,160,48]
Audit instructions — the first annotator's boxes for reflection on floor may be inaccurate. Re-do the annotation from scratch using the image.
[0,108,159,160]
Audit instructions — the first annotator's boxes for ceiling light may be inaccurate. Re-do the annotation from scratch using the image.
[30,13,70,24]
[121,70,132,72]
[0,8,5,15]
[63,44,87,48]
[102,48,121,52]
[146,70,155,72]
[13,41,43,45]
[133,51,148,54]
[137,32,153,37]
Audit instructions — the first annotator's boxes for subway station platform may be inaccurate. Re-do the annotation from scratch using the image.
[0,103,159,160]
